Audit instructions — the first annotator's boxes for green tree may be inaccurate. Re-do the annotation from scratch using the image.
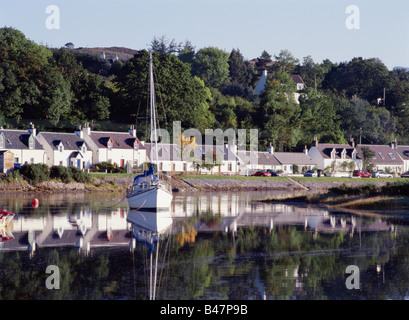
[0,27,73,126]
[192,47,231,90]
[273,49,299,73]
[256,74,301,151]
[323,57,389,102]
[113,50,215,131]
[359,146,375,171]
[178,40,195,66]
[298,88,346,148]
[150,35,181,55]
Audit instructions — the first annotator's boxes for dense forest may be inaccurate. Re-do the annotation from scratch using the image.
[1,28,409,151]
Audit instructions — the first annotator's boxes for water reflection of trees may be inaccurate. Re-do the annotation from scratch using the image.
[0,222,408,300]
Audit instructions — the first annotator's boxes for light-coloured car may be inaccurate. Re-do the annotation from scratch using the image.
[372,171,393,178]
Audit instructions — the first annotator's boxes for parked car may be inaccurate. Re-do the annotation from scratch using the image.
[372,171,393,178]
[304,170,318,177]
[401,171,409,178]
[353,170,371,178]
[253,171,272,177]
[267,170,281,177]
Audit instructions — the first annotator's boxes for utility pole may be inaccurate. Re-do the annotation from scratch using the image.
[359,127,362,145]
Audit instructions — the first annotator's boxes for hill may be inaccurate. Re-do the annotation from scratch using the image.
[68,46,139,62]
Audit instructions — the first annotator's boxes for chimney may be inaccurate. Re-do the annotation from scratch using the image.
[267,142,274,154]
[75,125,83,139]
[27,122,36,136]
[128,125,137,137]
[303,145,308,155]
[83,122,91,135]
[349,136,355,148]
[391,138,397,149]
[312,136,318,147]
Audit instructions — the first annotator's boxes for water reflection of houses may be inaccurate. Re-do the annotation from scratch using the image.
[0,192,397,252]
[1,207,131,252]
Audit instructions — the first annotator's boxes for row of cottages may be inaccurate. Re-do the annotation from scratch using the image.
[308,136,409,174]
[236,144,317,175]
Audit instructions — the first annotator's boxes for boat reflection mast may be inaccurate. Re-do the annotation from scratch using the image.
[127,210,173,300]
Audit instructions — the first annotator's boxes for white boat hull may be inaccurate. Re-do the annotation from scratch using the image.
[127,186,172,210]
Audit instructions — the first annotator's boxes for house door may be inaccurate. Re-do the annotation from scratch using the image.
[120,159,125,167]
[77,159,81,168]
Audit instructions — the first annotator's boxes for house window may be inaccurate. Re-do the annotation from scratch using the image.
[59,161,63,165]
[379,153,385,159]
[30,158,34,164]
[228,163,232,171]
[14,157,19,163]
[388,153,396,160]
[159,162,163,171]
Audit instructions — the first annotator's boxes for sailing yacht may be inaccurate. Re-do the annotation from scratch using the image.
[126,51,173,211]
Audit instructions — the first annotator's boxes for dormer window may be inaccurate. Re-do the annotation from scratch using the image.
[59,145,63,152]
[107,140,112,150]
[330,149,336,159]
[341,149,346,159]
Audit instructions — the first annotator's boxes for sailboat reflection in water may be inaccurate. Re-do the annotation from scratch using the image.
[127,210,173,300]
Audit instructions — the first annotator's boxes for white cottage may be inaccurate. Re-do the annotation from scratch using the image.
[77,123,146,169]
[308,137,358,171]
[36,132,93,169]
[0,125,46,166]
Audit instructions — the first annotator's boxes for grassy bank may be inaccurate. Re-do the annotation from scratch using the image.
[267,180,409,210]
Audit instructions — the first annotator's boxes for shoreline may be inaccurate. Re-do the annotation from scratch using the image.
[0,175,398,194]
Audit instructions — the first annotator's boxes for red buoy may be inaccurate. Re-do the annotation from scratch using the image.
[32,198,39,208]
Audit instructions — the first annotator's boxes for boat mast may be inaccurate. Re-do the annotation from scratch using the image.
[149,51,160,172]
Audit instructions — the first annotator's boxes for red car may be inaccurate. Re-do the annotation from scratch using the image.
[253,171,272,177]
[353,170,371,178]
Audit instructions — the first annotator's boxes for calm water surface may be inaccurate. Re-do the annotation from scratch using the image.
[1,190,409,300]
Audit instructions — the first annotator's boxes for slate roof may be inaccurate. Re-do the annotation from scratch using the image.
[356,144,404,165]
[290,74,305,85]
[38,132,88,151]
[315,143,356,160]
[0,129,43,150]
[273,152,316,165]
[237,151,281,166]
[89,131,139,149]
[396,146,409,161]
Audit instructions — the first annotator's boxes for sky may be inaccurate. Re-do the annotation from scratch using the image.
[1,0,409,69]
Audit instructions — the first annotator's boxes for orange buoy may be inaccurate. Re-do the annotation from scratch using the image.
[32,198,39,208]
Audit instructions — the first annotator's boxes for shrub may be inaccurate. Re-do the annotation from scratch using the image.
[20,163,50,184]
[69,167,90,183]
[50,165,72,183]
